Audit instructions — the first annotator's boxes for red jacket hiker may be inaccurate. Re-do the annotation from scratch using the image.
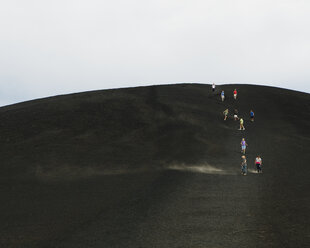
[233,89,237,99]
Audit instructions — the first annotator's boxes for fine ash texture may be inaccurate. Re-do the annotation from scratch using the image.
[0,84,309,247]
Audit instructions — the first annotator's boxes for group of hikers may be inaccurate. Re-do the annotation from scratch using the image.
[220,88,238,102]
[223,108,254,130]
[212,83,263,175]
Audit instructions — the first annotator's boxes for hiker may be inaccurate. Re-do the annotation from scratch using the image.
[223,109,229,120]
[233,89,237,100]
[241,155,247,175]
[234,109,239,121]
[255,155,263,173]
[221,90,225,102]
[240,138,248,154]
[250,110,255,122]
[212,83,215,92]
[239,118,245,130]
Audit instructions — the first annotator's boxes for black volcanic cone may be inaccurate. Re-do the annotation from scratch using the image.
[0,84,309,247]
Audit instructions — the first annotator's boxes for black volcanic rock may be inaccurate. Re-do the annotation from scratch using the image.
[0,84,309,247]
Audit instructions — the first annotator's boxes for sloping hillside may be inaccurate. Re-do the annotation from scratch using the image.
[0,84,309,248]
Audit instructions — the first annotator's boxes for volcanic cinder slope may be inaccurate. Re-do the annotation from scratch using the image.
[0,84,309,248]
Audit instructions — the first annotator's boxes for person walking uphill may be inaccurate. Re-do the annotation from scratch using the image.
[240,138,248,154]
[212,83,215,92]
[233,89,237,100]
[223,109,229,120]
[250,110,255,122]
[241,156,247,175]
[234,109,239,121]
[221,90,225,102]
[239,118,245,130]
[255,155,263,173]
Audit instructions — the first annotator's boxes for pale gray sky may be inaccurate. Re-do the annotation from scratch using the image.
[1,0,310,106]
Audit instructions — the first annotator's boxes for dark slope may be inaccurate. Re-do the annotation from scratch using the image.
[0,84,225,180]
[0,84,309,247]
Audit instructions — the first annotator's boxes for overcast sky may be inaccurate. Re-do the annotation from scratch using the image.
[1,0,309,106]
